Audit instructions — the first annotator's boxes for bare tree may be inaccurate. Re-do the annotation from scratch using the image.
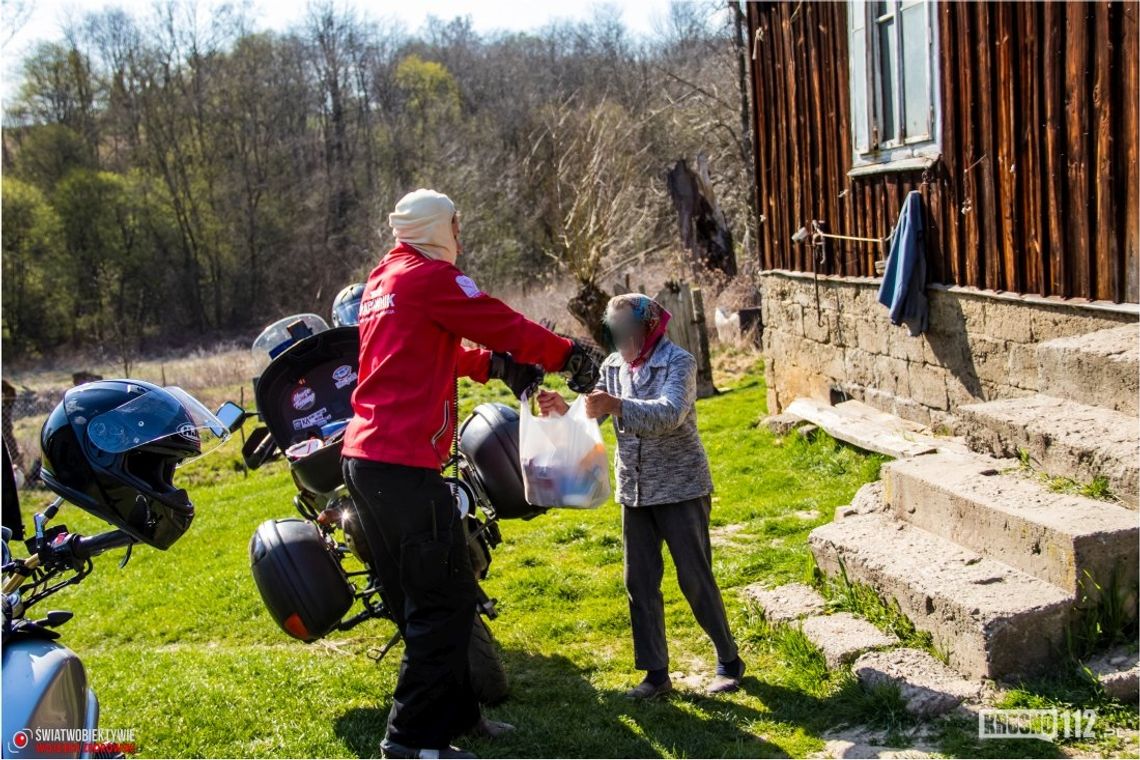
[1,0,33,48]
[526,95,656,343]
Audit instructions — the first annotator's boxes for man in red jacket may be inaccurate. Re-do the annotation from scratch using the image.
[342,189,597,759]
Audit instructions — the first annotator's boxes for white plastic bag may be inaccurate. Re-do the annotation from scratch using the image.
[518,394,611,509]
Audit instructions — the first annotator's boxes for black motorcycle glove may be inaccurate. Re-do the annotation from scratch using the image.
[562,341,600,393]
[488,352,543,400]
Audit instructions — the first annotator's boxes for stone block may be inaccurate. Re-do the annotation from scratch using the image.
[845,347,877,385]
[983,300,1034,344]
[743,582,828,624]
[853,648,981,716]
[968,336,1013,387]
[906,365,950,411]
[883,453,1139,597]
[803,340,846,381]
[873,355,911,398]
[854,317,890,356]
[928,292,969,337]
[1028,308,1119,344]
[849,481,885,515]
[1037,324,1139,416]
[780,300,806,337]
[804,310,832,342]
[1084,647,1140,703]
[1006,343,1039,391]
[886,330,927,363]
[892,397,935,427]
[764,412,807,436]
[809,514,1073,680]
[800,613,899,669]
[958,394,1139,508]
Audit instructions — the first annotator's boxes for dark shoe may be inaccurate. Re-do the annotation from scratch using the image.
[708,657,746,694]
[470,717,515,740]
[380,739,477,759]
[624,677,673,700]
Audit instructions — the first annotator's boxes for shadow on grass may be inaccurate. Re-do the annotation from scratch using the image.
[329,648,1074,758]
[335,705,387,758]
[334,649,787,758]
[740,679,1067,760]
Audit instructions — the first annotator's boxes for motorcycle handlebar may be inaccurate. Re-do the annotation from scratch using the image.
[1,529,135,599]
[71,530,134,561]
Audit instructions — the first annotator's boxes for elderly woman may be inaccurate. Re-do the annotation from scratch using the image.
[537,294,744,699]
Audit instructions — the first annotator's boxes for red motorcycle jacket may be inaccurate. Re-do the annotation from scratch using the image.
[343,243,573,469]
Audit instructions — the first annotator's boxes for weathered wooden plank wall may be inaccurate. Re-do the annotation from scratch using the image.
[746,1,1139,304]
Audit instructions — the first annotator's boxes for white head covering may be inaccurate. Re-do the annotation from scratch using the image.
[388,188,459,264]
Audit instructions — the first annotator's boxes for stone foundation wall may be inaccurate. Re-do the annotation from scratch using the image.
[759,270,1138,430]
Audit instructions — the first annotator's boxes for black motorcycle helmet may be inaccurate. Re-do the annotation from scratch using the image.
[331,283,365,327]
[40,380,225,550]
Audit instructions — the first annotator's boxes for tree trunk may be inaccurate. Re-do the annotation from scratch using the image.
[567,280,611,348]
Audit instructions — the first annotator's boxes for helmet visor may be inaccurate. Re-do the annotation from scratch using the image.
[87,386,230,459]
[332,298,361,327]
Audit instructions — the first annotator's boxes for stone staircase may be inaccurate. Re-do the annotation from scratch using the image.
[807,323,1140,681]
[958,395,1138,508]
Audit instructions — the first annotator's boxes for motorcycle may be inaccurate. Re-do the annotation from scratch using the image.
[222,314,549,705]
[2,384,231,759]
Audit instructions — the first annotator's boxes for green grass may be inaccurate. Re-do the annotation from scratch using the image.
[813,556,943,662]
[1014,447,1119,503]
[11,359,1137,757]
[933,662,1140,759]
[1066,566,1140,662]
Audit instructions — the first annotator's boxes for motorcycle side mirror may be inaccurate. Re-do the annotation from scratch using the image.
[215,401,248,433]
[36,610,73,628]
[241,427,276,470]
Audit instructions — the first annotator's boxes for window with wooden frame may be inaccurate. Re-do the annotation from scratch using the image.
[847,0,941,174]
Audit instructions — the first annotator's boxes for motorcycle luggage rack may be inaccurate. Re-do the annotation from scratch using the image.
[293,494,320,521]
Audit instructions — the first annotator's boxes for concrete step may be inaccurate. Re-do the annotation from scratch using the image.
[1037,323,1139,416]
[800,612,899,669]
[853,648,982,717]
[808,513,1073,680]
[883,453,1139,599]
[742,582,827,624]
[958,394,1139,508]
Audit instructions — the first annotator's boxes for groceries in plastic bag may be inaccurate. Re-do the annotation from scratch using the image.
[518,394,611,509]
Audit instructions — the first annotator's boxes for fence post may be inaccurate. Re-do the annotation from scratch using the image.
[655,281,718,398]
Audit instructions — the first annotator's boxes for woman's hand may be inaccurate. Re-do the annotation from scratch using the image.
[585,390,621,419]
[536,388,570,417]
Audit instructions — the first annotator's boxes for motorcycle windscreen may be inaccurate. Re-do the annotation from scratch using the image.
[86,386,230,460]
[250,314,330,371]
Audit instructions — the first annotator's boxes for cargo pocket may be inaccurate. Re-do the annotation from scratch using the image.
[400,530,454,596]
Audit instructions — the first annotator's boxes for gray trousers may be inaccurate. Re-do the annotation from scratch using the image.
[622,495,738,671]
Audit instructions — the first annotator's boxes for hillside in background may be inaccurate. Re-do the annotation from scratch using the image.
[2,0,758,369]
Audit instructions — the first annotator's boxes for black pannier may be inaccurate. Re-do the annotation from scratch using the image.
[249,518,354,642]
[458,402,544,520]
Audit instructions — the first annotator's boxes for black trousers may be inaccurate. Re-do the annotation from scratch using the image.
[342,457,480,749]
[623,495,738,671]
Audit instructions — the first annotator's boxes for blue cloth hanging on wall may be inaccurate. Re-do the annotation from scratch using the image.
[876,190,928,336]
